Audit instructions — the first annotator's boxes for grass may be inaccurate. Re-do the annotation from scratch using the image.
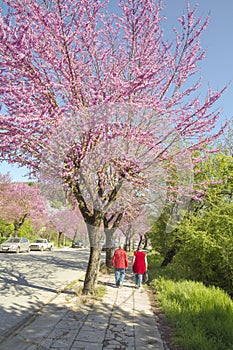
[62,275,107,307]
[62,278,81,291]
[73,284,106,300]
[148,253,233,350]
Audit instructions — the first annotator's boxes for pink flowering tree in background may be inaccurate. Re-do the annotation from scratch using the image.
[215,118,233,155]
[0,0,227,293]
[103,201,150,266]
[0,172,14,238]
[49,207,87,247]
[0,172,11,184]
[102,196,153,266]
[0,178,47,236]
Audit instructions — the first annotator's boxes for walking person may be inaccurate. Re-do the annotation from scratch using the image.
[132,245,148,289]
[111,244,128,288]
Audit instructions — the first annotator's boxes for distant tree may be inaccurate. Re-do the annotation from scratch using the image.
[103,204,151,266]
[0,180,47,236]
[0,172,11,184]
[0,0,226,293]
[0,219,14,241]
[18,219,35,240]
[49,207,87,246]
[215,119,233,155]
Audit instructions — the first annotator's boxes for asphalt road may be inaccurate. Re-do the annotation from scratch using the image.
[0,247,90,341]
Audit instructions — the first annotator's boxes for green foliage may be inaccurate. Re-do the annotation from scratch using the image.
[0,217,59,245]
[147,253,185,283]
[149,152,233,296]
[149,209,173,255]
[0,219,14,242]
[18,219,38,241]
[173,207,233,295]
[151,278,233,350]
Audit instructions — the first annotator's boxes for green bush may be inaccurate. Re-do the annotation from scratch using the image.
[171,213,233,297]
[148,253,185,282]
[0,219,14,242]
[18,220,38,241]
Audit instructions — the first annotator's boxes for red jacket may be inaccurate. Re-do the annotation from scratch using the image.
[132,251,147,274]
[111,248,128,269]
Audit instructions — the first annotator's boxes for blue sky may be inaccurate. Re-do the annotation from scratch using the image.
[163,0,233,120]
[1,0,232,182]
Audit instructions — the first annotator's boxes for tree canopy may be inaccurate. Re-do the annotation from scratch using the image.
[0,179,46,235]
[0,0,227,293]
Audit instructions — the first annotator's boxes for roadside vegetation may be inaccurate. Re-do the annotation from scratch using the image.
[147,149,233,350]
[149,152,233,296]
[63,276,107,310]
[148,254,233,350]
[0,217,70,248]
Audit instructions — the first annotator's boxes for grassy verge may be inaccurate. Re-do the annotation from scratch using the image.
[62,275,107,307]
[148,253,233,350]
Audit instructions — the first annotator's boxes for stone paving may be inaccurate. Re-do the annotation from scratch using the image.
[0,273,167,350]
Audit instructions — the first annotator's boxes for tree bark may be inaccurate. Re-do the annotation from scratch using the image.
[160,237,181,267]
[83,245,102,294]
[13,213,27,237]
[143,234,148,250]
[106,246,114,267]
[104,212,123,267]
[58,231,63,247]
[82,219,103,294]
[160,247,176,267]
[72,230,78,246]
[105,231,114,267]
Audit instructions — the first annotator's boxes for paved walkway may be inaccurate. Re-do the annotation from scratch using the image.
[0,272,167,350]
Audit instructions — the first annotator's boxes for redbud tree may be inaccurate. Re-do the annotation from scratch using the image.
[49,207,87,246]
[0,178,47,236]
[0,0,226,293]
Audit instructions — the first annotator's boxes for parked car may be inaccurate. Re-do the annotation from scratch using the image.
[0,237,30,253]
[30,239,54,251]
[71,240,86,248]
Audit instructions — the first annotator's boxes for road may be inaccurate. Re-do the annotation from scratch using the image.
[0,247,90,342]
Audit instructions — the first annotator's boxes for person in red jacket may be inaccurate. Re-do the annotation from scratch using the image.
[111,244,128,288]
[132,245,148,288]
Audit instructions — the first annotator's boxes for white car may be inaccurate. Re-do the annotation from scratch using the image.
[30,239,54,251]
[0,237,30,253]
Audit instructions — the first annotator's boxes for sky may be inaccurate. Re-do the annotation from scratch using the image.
[0,0,232,182]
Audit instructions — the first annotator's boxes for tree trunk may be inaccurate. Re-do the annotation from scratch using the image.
[143,234,148,250]
[72,230,78,245]
[160,247,176,267]
[161,236,181,267]
[138,234,143,247]
[103,212,123,266]
[82,221,103,295]
[13,220,20,237]
[125,235,131,252]
[13,214,27,237]
[83,245,102,294]
[105,232,114,267]
[106,246,114,267]
[58,231,63,247]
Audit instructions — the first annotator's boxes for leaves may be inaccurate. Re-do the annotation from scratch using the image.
[0,180,47,233]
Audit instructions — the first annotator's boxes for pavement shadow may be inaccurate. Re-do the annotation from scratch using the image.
[1,286,159,349]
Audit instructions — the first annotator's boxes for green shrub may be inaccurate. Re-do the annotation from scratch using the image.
[147,253,185,282]
[0,219,14,242]
[18,220,38,241]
